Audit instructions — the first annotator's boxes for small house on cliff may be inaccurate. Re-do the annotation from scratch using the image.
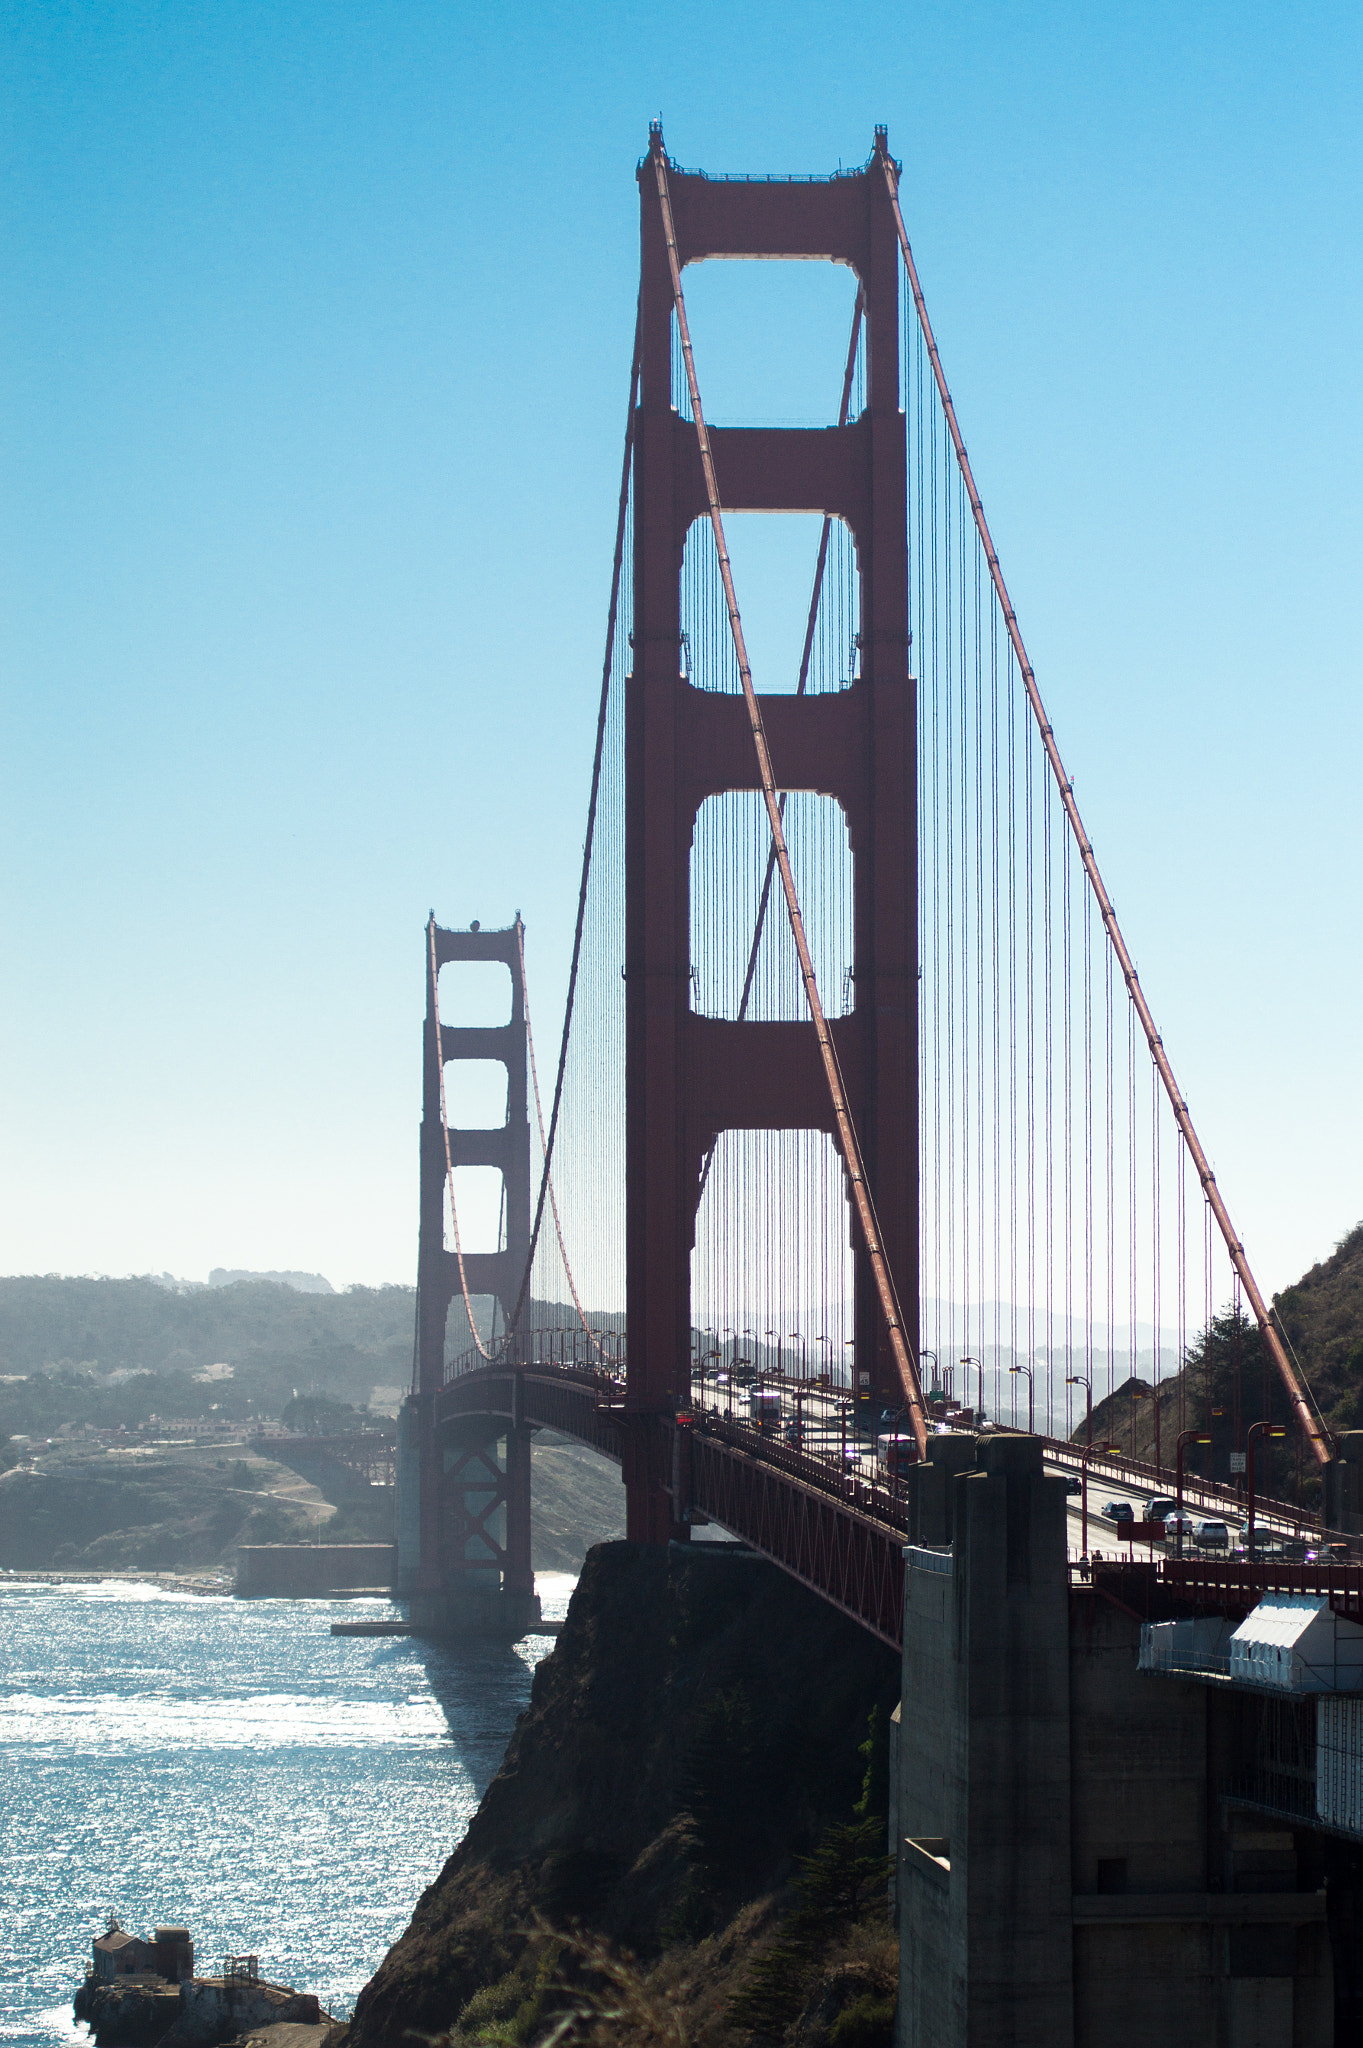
[90,1921,194,1984]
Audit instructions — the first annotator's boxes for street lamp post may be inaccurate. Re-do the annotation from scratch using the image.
[1067,1373,1093,1450]
[1246,1420,1287,1561]
[1010,1362,1034,1433]
[1079,1441,1117,1564]
[815,1334,833,1392]
[1175,1429,1211,1558]
[1130,1384,1148,1463]
[961,1356,985,1424]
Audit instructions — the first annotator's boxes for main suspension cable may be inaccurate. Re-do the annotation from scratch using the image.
[503,301,641,1352]
[651,135,928,1455]
[518,922,606,1360]
[878,142,1330,1466]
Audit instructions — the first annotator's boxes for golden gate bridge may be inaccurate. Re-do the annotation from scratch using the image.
[397,125,1345,1648]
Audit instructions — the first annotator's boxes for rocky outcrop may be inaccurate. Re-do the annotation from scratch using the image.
[336,1540,899,2048]
[75,1977,321,2048]
[74,1980,182,2046]
[160,1980,321,2046]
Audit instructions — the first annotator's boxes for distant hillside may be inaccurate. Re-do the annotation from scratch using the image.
[0,1275,415,1433]
[208,1267,335,1293]
[1272,1223,1363,1430]
[1076,1222,1363,1503]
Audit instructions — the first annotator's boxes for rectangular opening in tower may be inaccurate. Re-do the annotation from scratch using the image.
[444,1059,508,1129]
[691,1129,855,1394]
[690,790,853,1022]
[445,1165,506,1256]
[681,512,859,697]
[673,259,862,428]
[438,959,513,1028]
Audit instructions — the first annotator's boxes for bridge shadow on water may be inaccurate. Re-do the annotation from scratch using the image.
[366,1617,560,1807]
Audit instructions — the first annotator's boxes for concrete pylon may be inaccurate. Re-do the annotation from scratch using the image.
[896,1436,1073,2045]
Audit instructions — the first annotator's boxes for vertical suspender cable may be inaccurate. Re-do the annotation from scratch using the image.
[504,306,641,1350]
[877,145,1330,1466]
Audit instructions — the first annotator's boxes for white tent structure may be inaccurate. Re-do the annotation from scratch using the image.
[1228,1594,1363,1693]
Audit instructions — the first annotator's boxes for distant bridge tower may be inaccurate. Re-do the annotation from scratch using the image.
[624,130,918,1542]
[399,916,538,1631]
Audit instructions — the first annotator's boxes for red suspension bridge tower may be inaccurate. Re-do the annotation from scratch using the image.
[398,124,1339,1639]
[403,916,537,1628]
[624,127,920,1542]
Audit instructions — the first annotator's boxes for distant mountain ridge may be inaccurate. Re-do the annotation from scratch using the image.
[208,1267,335,1293]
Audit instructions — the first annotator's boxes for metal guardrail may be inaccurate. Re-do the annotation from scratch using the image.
[1039,1434,1318,1535]
[1160,1559,1363,1614]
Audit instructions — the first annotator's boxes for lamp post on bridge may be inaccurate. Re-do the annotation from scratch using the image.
[1067,1373,1093,1450]
[920,1350,938,1412]
[1079,1440,1118,1566]
[1246,1420,1288,1562]
[815,1334,833,1397]
[1010,1362,1034,1433]
[961,1356,985,1425]
[1130,1383,1148,1464]
[1175,1429,1211,1558]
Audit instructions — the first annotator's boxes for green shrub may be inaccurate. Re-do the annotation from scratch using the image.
[829,1991,895,2048]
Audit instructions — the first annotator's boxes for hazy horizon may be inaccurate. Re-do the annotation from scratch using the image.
[4,5,1359,1299]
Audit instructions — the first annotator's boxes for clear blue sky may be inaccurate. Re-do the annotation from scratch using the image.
[3,1,1359,1295]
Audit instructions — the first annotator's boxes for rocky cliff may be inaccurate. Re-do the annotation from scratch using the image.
[338,1541,899,2048]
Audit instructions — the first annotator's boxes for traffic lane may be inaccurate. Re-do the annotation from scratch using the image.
[691,1375,1305,1536]
[1047,1458,1301,1536]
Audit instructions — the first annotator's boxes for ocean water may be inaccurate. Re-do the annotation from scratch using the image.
[0,1576,576,2048]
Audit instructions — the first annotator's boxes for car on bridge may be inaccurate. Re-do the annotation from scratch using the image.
[749,1389,782,1430]
[1101,1500,1134,1524]
[1143,1495,1177,1522]
[1194,1519,1231,1549]
[876,1432,919,1479]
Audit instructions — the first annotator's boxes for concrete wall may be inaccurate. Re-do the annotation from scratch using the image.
[896,1436,1338,2047]
[172,1978,320,2043]
[898,1435,1074,2048]
[235,1544,397,1597]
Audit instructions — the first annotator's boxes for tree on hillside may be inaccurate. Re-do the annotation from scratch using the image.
[1179,1305,1307,1501]
[279,1392,371,1435]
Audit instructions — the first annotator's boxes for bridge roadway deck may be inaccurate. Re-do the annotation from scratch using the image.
[435,1362,1325,1650]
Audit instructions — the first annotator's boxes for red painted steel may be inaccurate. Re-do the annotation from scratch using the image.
[416,918,533,1595]
[443,1360,909,1647]
[650,136,928,1460]
[627,128,920,1540]
[439,1365,626,1464]
[1159,1557,1363,1618]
